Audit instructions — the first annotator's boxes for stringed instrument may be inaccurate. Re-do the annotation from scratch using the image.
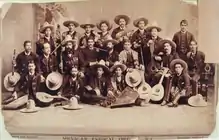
[147,40,159,74]
[36,92,69,104]
[150,67,169,101]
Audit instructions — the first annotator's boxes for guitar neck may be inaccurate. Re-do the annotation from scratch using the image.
[158,70,167,84]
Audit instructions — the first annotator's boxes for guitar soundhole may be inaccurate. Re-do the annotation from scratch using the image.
[156,89,160,92]
[143,87,147,91]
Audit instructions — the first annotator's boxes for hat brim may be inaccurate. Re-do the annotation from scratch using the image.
[80,24,95,29]
[4,72,20,92]
[20,107,39,113]
[103,39,118,46]
[125,70,142,87]
[63,105,83,110]
[133,18,148,27]
[96,20,113,31]
[159,39,176,49]
[114,15,130,25]
[61,40,75,45]
[188,95,207,107]
[91,64,110,74]
[46,72,63,91]
[39,25,54,33]
[146,26,162,32]
[110,64,127,72]
[170,59,188,72]
[63,20,79,28]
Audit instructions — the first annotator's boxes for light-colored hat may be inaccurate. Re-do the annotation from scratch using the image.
[20,99,39,113]
[170,59,188,73]
[110,61,127,72]
[2,95,28,110]
[80,18,95,29]
[96,20,113,31]
[188,94,207,107]
[159,38,176,49]
[90,60,110,74]
[125,69,142,87]
[61,35,76,45]
[46,72,63,90]
[4,72,20,92]
[63,19,79,28]
[39,22,54,33]
[63,97,83,110]
[133,17,148,27]
[103,39,118,46]
[114,15,130,25]
[146,21,162,32]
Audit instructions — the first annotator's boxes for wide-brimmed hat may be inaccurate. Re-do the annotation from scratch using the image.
[46,72,63,90]
[4,72,21,92]
[63,97,83,110]
[20,99,39,113]
[3,95,28,110]
[159,38,176,49]
[133,17,149,27]
[125,69,142,87]
[39,22,54,33]
[80,19,95,29]
[90,60,110,74]
[63,19,79,28]
[188,94,207,107]
[146,21,162,32]
[103,39,118,46]
[96,20,113,31]
[110,61,127,72]
[114,15,130,25]
[61,35,76,45]
[170,59,188,72]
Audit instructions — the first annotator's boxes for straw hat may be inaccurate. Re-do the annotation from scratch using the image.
[133,17,148,27]
[63,19,79,28]
[96,20,113,31]
[46,72,63,91]
[159,38,176,49]
[39,22,54,33]
[146,21,162,32]
[114,15,130,25]
[103,39,118,46]
[125,69,142,87]
[63,97,83,110]
[90,60,110,74]
[80,18,95,29]
[61,35,76,45]
[170,59,188,72]
[188,94,207,107]
[4,72,20,92]
[20,99,39,113]
[110,61,127,72]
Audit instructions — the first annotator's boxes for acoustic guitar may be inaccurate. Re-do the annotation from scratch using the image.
[147,40,159,74]
[150,67,169,101]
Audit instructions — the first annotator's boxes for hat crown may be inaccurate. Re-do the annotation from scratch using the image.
[48,76,60,87]
[129,75,138,83]
[113,61,122,66]
[8,76,17,85]
[69,97,78,107]
[150,21,159,26]
[42,22,52,28]
[26,99,35,109]
[98,60,106,66]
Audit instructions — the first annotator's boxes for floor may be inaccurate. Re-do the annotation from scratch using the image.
[1,88,217,136]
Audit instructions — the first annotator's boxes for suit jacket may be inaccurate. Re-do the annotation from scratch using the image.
[39,54,57,77]
[81,47,100,67]
[111,27,128,39]
[119,49,139,67]
[104,50,119,67]
[160,53,180,69]
[109,75,127,93]
[172,31,195,54]
[15,51,40,75]
[187,51,205,75]
[36,37,56,57]
[131,29,150,45]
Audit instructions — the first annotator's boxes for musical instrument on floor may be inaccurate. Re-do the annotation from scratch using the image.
[151,67,169,101]
[36,92,69,104]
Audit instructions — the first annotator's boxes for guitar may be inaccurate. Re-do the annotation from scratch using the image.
[150,67,169,101]
[147,40,159,74]
[36,92,69,104]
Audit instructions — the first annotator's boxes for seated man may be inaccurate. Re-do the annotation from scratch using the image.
[162,59,191,107]
[81,60,112,105]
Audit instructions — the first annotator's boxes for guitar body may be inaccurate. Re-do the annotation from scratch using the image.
[147,61,159,74]
[151,84,164,101]
[138,82,151,100]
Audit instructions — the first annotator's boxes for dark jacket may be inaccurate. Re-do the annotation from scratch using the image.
[15,51,40,75]
[111,27,128,39]
[108,75,127,93]
[81,47,100,67]
[79,32,96,47]
[160,53,180,69]
[36,37,56,57]
[39,54,57,77]
[187,51,205,75]
[103,50,119,68]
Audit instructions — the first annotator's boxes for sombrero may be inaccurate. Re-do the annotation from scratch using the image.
[110,61,127,72]
[20,99,39,113]
[114,15,130,25]
[61,35,76,45]
[63,19,79,28]
[80,19,95,29]
[46,72,63,91]
[170,59,188,72]
[39,22,54,33]
[63,97,83,110]
[159,38,176,49]
[133,17,149,27]
[188,94,207,107]
[96,20,113,31]
[90,60,110,74]
[125,69,142,87]
[146,21,162,32]
[103,39,118,46]
[4,72,20,92]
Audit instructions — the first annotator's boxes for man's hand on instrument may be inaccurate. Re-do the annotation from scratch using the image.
[78,71,85,78]
[12,91,18,100]
[57,92,62,97]
[12,60,16,67]
[105,61,110,67]
[133,42,141,48]
[40,75,45,83]
[139,64,145,71]
[61,46,65,52]
[147,39,154,46]
[107,91,114,97]
[59,62,63,70]
[154,56,162,61]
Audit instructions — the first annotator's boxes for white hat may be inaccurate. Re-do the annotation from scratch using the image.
[46,72,63,90]
[4,72,20,91]
[63,97,83,110]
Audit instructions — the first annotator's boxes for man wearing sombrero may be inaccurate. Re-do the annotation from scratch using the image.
[161,59,191,107]
[36,22,56,57]
[62,19,80,42]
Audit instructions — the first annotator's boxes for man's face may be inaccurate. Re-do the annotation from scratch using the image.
[68,23,75,31]
[164,43,172,55]
[107,42,114,50]
[138,21,145,30]
[85,25,92,33]
[115,67,122,77]
[28,63,36,72]
[71,67,78,77]
[45,28,52,37]
[100,23,108,32]
[24,42,32,52]
[119,18,126,27]
[97,67,104,77]
[43,43,51,55]
[175,64,183,75]
[151,28,158,37]
[189,41,197,52]
[124,42,132,51]
[66,42,73,49]
[180,23,187,32]
[88,39,94,48]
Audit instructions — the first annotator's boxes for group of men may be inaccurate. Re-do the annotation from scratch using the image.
[3,15,206,109]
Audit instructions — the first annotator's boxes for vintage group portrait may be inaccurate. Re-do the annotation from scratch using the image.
[0,0,217,138]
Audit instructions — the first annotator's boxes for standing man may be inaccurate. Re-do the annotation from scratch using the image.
[62,19,80,41]
[186,40,205,95]
[172,19,195,61]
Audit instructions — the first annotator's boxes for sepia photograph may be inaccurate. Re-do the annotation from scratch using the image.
[0,0,217,138]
